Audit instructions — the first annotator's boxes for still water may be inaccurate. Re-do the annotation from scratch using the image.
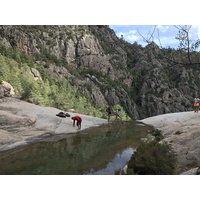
[0,121,153,175]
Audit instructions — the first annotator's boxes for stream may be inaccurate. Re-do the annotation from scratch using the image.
[0,121,153,175]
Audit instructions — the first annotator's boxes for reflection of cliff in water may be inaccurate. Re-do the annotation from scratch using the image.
[0,121,154,175]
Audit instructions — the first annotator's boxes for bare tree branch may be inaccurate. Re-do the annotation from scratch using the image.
[138,25,200,67]
[137,25,157,44]
[174,25,192,64]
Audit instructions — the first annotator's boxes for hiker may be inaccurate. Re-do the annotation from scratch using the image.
[71,115,82,130]
[114,109,122,121]
[114,108,123,124]
[106,105,112,122]
[194,97,200,113]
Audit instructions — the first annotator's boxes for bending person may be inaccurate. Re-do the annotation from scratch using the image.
[71,115,82,130]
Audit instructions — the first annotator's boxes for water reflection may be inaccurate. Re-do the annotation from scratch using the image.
[0,121,153,175]
[85,147,135,175]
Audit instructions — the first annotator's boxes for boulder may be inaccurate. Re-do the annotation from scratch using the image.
[0,80,15,97]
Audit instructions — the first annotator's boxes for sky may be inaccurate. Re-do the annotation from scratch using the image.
[109,25,200,49]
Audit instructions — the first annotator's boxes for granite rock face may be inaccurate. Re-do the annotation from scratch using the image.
[140,111,200,174]
[0,97,107,152]
[0,25,199,120]
[0,80,15,97]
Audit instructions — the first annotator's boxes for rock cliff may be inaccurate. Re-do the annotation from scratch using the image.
[0,25,199,119]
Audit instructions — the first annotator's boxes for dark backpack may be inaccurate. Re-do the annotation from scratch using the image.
[65,113,70,117]
[56,112,70,118]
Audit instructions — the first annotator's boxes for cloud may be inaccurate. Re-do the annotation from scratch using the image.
[110,25,200,48]
[116,30,140,43]
[191,25,200,39]
[125,30,140,42]
[157,25,170,33]
[154,36,179,48]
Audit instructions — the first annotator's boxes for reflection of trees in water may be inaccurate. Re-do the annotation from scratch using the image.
[0,121,154,175]
[72,135,81,146]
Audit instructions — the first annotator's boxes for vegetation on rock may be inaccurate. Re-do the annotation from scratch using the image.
[126,140,177,175]
[1,25,200,119]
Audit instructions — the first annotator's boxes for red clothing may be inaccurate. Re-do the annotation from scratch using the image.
[72,116,82,126]
[73,116,82,120]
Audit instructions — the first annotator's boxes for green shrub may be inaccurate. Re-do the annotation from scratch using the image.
[151,129,164,141]
[127,140,177,175]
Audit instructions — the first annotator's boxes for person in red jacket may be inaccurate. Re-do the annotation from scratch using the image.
[71,115,82,130]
